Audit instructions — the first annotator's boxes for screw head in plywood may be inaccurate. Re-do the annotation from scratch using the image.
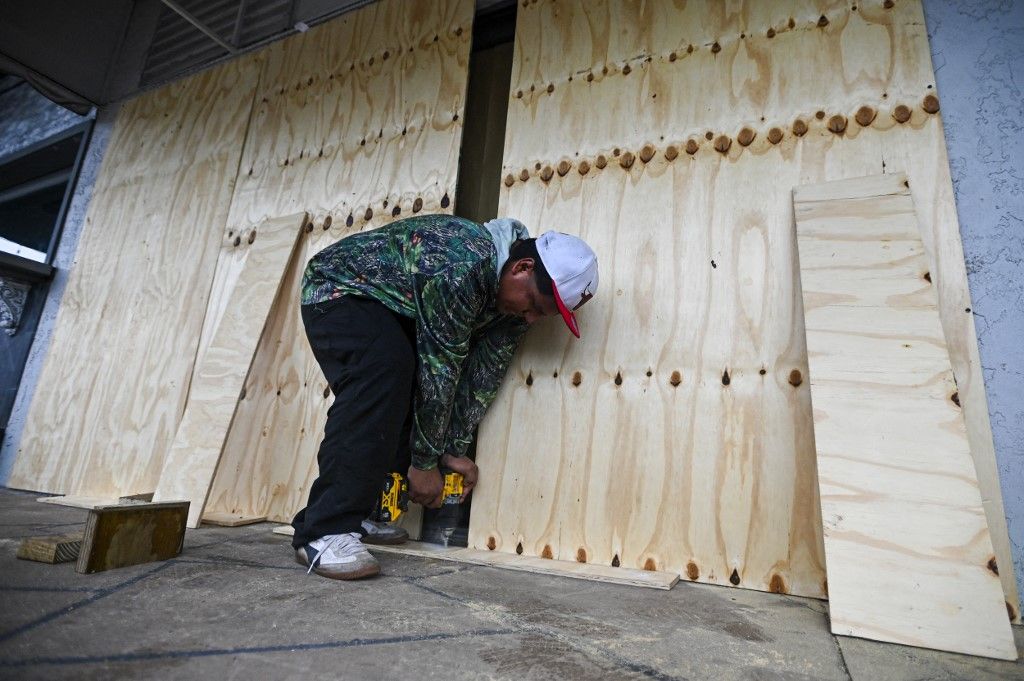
[893,104,912,123]
[767,127,784,144]
[713,135,732,153]
[855,105,877,126]
[737,127,756,147]
[922,94,940,114]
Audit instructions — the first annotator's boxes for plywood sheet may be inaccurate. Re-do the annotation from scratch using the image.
[9,56,262,499]
[470,0,1017,617]
[203,0,474,523]
[793,173,1015,660]
[153,212,306,527]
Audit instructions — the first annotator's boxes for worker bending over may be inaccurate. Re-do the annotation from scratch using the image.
[292,214,599,580]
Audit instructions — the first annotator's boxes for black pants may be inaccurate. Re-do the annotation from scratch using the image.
[291,296,416,549]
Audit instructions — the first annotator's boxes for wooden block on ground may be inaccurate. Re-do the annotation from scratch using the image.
[17,534,83,563]
[119,492,155,504]
[272,524,294,536]
[76,501,189,574]
[201,511,267,527]
[793,173,1016,660]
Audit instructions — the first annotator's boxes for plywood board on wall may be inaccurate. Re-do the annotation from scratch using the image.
[202,0,475,524]
[153,212,307,527]
[9,56,261,499]
[470,0,1018,617]
[794,173,1015,660]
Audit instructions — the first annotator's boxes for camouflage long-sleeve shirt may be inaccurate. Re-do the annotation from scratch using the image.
[301,214,528,470]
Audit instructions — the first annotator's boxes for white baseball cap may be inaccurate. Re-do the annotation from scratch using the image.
[536,231,599,338]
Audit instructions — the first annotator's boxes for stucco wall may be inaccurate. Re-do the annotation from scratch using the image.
[923,0,1024,602]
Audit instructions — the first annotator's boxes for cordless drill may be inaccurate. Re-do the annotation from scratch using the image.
[372,469,464,546]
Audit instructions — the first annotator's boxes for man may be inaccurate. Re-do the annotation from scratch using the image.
[292,214,599,580]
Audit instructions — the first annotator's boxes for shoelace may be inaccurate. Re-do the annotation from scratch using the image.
[306,533,361,574]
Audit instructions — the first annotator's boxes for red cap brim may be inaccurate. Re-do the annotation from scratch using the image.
[551,281,580,338]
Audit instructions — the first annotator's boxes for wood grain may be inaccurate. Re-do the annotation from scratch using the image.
[153,212,306,527]
[76,501,189,574]
[793,173,1015,660]
[203,0,474,524]
[470,0,1018,616]
[9,56,262,500]
[17,534,82,563]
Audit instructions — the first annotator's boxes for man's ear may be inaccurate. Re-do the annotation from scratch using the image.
[512,257,535,275]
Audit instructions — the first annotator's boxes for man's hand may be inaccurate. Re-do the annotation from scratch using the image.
[407,465,444,508]
[441,454,479,502]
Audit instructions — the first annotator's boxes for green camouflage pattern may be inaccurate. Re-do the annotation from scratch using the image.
[302,215,528,470]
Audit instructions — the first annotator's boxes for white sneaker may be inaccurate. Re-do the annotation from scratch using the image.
[295,532,380,580]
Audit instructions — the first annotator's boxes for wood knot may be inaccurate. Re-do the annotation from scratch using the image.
[578,160,591,175]
[665,145,679,161]
[639,144,656,163]
[923,271,932,283]
[669,51,678,62]
[546,83,554,94]
[817,14,829,27]
[233,236,241,247]
[586,72,594,82]
[322,215,331,230]
[516,542,524,555]
[622,64,632,75]
[988,557,999,575]
[643,558,657,571]
[767,127,784,144]
[392,206,401,217]
[346,213,354,227]
[713,135,732,153]
[519,169,530,181]
[487,536,496,550]
[364,207,373,221]
[412,197,423,213]
[247,230,256,244]
[922,94,940,114]
[792,119,808,136]
[611,554,620,567]
[722,369,731,386]
[686,561,700,580]
[614,371,622,386]
[769,574,787,593]
[304,217,314,233]
[323,386,331,398]
[711,42,721,54]
[540,166,554,182]
[576,548,587,563]
[705,131,714,140]
[767,27,776,38]
[685,139,699,155]
[855,105,877,126]
[729,568,741,585]
[595,155,608,169]
[619,151,635,168]
[737,127,756,147]
[670,371,682,387]
[883,0,894,7]
[572,371,582,387]
[440,193,450,208]
[557,160,572,176]
[541,544,553,559]
[950,391,960,407]
[504,174,515,187]
[759,368,767,376]
[525,371,533,386]
[893,105,911,123]
[815,110,826,120]
[789,369,803,386]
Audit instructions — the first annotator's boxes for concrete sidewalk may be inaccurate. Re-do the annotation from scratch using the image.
[0,488,1020,680]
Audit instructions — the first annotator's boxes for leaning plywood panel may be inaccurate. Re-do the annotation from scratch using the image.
[202,0,474,523]
[471,0,1018,616]
[153,213,307,527]
[9,57,261,499]
[793,173,1015,660]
